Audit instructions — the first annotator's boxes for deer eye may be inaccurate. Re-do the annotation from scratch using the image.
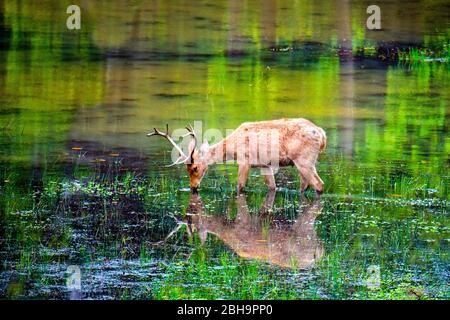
[193,167,198,173]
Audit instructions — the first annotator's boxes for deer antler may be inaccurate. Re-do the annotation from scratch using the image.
[185,124,197,164]
[147,124,197,166]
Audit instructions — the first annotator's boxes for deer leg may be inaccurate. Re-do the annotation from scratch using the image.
[294,160,319,194]
[236,193,251,225]
[299,172,309,193]
[262,167,276,191]
[237,164,250,193]
[299,168,314,193]
[265,174,276,191]
[312,166,324,194]
[260,190,276,215]
[301,166,323,195]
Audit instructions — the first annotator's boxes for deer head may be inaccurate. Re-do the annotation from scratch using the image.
[147,124,210,193]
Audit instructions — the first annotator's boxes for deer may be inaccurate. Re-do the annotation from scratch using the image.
[166,191,324,269]
[147,118,326,194]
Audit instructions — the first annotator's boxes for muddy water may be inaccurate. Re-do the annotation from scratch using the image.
[0,0,449,299]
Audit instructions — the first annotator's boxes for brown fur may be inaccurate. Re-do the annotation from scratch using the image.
[187,118,327,193]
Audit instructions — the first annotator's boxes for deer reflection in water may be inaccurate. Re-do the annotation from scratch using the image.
[180,191,324,269]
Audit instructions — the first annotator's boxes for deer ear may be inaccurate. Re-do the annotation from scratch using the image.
[200,140,210,155]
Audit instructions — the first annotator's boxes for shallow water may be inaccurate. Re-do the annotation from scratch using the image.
[0,0,449,299]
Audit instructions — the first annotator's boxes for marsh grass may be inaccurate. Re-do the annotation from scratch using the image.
[353,43,449,63]
[152,243,299,300]
[0,163,448,299]
[397,46,449,63]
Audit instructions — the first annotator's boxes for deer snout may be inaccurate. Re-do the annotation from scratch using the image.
[191,186,199,194]
[189,176,201,193]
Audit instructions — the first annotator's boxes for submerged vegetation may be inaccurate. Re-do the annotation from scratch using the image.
[1,168,448,299]
[352,43,449,63]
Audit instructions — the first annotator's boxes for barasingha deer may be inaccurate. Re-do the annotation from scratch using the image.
[182,192,323,269]
[147,118,326,194]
